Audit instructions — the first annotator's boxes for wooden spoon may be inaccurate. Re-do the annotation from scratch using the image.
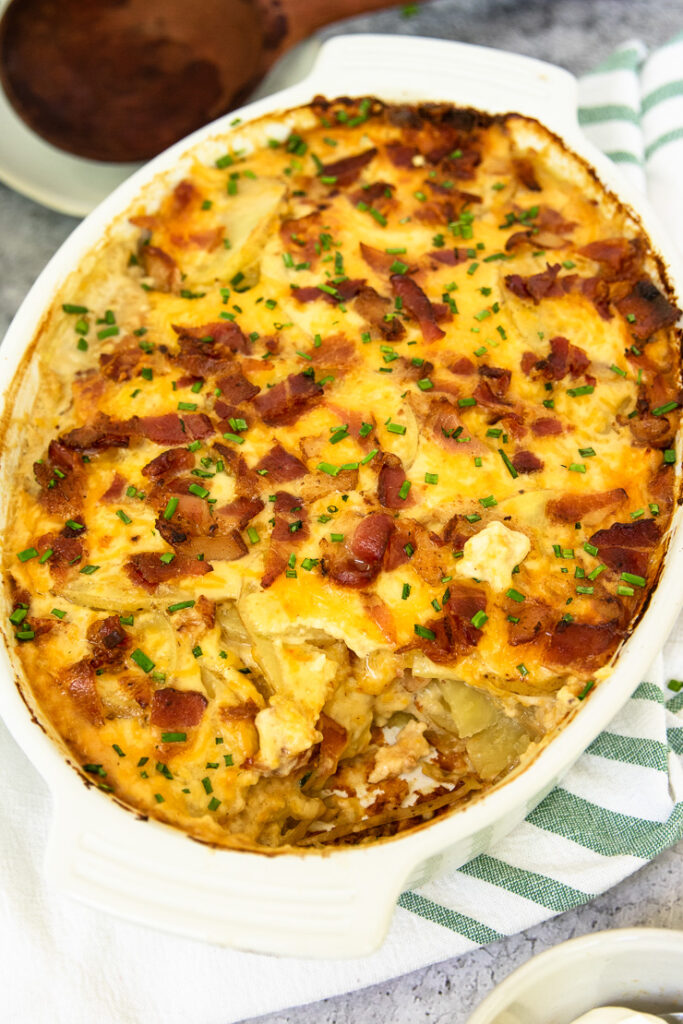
[0,0,417,163]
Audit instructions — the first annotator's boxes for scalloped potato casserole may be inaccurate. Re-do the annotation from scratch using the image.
[2,97,681,849]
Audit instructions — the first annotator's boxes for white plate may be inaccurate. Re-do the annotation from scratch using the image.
[466,928,683,1024]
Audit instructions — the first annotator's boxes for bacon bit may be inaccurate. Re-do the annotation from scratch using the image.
[507,599,554,646]
[214,370,260,404]
[441,513,482,552]
[524,335,590,381]
[305,714,348,789]
[63,659,103,726]
[101,472,127,502]
[589,518,660,577]
[212,442,260,496]
[614,278,680,341]
[171,178,198,214]
[309,334,358,371]
[505,229,568,252]
[505,263,564,303]
[650,463,674,513]
[150,688,208,729]
[384,519,444,585]
[33,441,84,516]
[36,531,83,575]
[87,615,130,668]
[142,447,194,480]
[321,147,377,185]
[512,450,544,473]
[360,242,413,276]
[547,487,628,523]
[407,584,486,663]
[280,211,322,266]
[628,411,676,448]
[399,355,435,381]
[471,379,511,419]
[217,496,264,529]
[140,245,181,292]
[322,512,394,589]
[293,280,366,306]
[354,286,406,341]
[536,207,577,235]
[136,412,214,445]
[531,417,563,437]
[253,372,323,426]
[195,595,216,629]
[513,156,541,191]
[255,444,307,483]
[219,700,260,722]
[99,339,143,382]
[390,274,445,342]
[270,491,309,543]
[385,142,419,167]
[448,356,475,375]
[441,147,481,180]
[349,181,395,207]
[478,364,512,396]
[59,416,130,452]
[578,237,644,281]
[428,397,485,454]
[547,620,621,671]
[261,492,309,588]
[428,247,469,267]
[377,452,412,509]
[364,594,397,643]
[172,320,249,377]
[125,552,213,590]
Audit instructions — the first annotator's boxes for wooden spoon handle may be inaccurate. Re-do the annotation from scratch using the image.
[261,0,424,52]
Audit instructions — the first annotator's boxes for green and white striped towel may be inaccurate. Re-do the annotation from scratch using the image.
[2,36,683,1024]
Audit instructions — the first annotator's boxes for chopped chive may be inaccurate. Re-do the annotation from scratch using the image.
[318,461,340,476]
[167,600,195,613]
[583,542,599,556]
[188,484,209,498]
[62,303,88,314]
[398,480,411,501]
[401,583,411,600]
[417,378,434,391]
[17,547,38,562]
[578,447,596,458]
[471,610,488,629]
[414,624,436,641]
[247,526,260,545]
[163,497,179,520]
[79,564,100,574]
[505,588,525,603]
[116,509,132,525]
[458,397,477,408]
[131,649,155,673]
[652,401,678,416]
[578,680,595,700]
[498,448,518,479]
[620,571,646,587]
[568,463,586,473]
[425,472,439,484]
[517,663,529,677]
[567,385,595,397]
[386,422,407,435]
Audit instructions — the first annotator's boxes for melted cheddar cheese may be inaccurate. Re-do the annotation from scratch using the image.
[2,98,681,849]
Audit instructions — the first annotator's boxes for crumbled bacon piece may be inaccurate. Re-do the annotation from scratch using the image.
[125,552,213,590]
[513,156,541,191]
[215,370,260,404]
[136,412,213,445]
[512,450,544,473]
[261,492,309,588]
[354,286,406,340]
[407,585,486,663]
[385,142,418,167]
[255,444,307,483]
[253,372,323,426]
[62,659,103,725]
[531,417,563,436]
[59,416,130,452]
[505,263,564,303]
[321,147,377,185]
[428,247,469,266]
[140,245,181,292]
[614,278,680,341]
[578,237,644,281]
[547,488,627,523]
[142,448,194,480]
[101,472,127,502]
[390,274,445,343]
[377,453,412,509]
[589,518,660,578]
[217,496,264,530]
[87,615,130,668]
[150,688,207,729]
[507,600,554,646]
[99,339,143,382]
[547,620,621,671]
[322,512,394,589]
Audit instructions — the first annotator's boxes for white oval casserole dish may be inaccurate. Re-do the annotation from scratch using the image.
[0,34,682,959]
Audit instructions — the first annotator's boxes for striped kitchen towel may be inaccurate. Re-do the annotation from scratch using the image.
[2,36,683,1024]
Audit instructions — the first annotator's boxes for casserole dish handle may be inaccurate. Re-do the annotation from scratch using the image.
[301,33,579,135]
[45,787,421,957]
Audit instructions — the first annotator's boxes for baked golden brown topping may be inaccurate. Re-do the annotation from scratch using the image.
[3,97,681,849]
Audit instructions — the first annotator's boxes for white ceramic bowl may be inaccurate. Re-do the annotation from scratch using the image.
[466,928,683,1024]
[1,34,682,959]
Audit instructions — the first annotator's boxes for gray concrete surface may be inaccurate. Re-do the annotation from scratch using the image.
[1,1,682,1022]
